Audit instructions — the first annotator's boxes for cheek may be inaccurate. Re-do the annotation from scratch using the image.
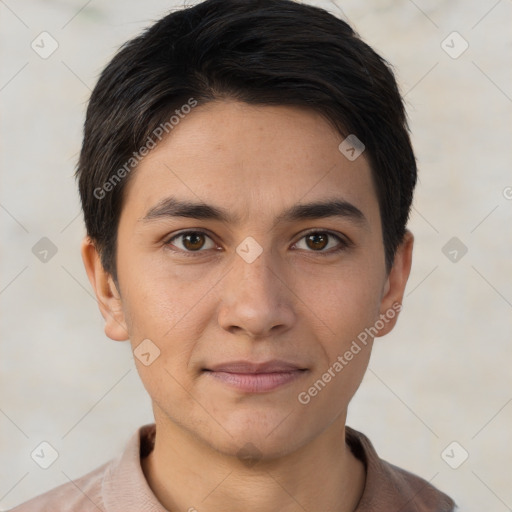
[297,264,383,344]
[296,278,378,413]
[120,263,222,381]
[119,247,210,332]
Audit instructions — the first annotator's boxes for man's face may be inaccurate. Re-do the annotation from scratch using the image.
[84,100,412,459]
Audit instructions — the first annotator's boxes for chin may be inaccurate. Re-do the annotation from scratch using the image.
[202,416,310,462]
[210,434,299,463]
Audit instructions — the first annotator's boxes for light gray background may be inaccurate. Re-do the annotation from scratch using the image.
[1,0,511,510]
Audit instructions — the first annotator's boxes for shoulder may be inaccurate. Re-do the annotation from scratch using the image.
[377,459,457,511]
[8,460,110,512]
[8,424,157,512]
[346,426,457,512]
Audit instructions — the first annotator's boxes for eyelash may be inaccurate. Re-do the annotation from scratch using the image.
[163,229,351,257]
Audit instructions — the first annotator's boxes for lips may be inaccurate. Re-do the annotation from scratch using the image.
[204,360,307,374]
[203,360,308,393]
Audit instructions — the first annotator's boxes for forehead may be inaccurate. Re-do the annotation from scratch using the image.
[120,100,379,227]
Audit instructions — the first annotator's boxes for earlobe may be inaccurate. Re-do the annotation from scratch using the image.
[80,236,130,342]
[375,230,414,338]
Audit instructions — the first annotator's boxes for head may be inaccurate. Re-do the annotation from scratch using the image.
[79,0,415,460]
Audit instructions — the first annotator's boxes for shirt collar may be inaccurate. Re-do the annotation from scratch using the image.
[102,423,455,512]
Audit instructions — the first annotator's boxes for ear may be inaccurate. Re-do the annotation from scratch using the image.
[80,236,129,341]
[375,230,414,338]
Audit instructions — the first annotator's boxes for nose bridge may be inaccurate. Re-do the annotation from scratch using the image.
[217,235,294,337]
[233,235,280,299]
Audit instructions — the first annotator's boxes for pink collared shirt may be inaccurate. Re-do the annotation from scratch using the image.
[10,424,456,511]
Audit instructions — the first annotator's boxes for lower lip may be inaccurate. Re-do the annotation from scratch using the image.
[204,370,307,393]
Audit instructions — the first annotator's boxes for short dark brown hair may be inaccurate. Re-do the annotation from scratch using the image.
[76,0,417,285]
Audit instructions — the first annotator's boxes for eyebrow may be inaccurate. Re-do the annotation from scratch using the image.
[139,196,368,228]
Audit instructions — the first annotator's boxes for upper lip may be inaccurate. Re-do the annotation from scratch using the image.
[205,360,307,374]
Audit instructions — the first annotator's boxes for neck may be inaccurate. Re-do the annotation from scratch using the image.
[141,409,366,512]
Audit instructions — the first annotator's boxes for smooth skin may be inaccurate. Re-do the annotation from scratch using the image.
[82,100,413,512]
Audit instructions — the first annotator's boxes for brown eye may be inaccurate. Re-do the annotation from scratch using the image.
[182,232,205,250]
[294,230,349,254]
[305,232,329,251]
[165,231,216,253]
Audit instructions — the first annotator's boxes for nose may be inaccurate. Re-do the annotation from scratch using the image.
[217,241,296,339]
